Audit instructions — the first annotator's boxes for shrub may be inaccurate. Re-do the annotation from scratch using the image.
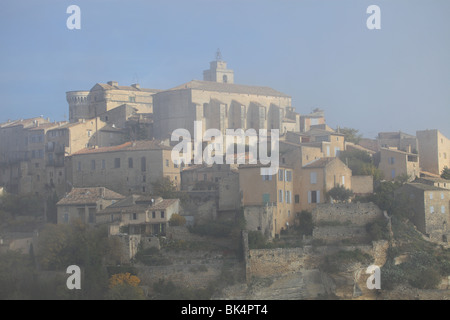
[169,213,186,226]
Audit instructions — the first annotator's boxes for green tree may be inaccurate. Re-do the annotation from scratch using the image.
[339,149,383,181]
[297,210,313,236]
[151,177,188,202]
[441,166,450,180]
[339,127,362,144]
[169,213,186,226]
[327,185,354,202]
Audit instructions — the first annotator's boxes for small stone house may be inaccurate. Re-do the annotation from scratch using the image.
[56,187,125,224]
[395,182,450,243]
[97,195,180,236]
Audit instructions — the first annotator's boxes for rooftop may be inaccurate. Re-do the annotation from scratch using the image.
[302,157,337,169]
[71,140,171,156]
[166,80,291,98]
[57,187,125,206]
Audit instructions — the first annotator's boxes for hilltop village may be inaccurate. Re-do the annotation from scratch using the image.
[0,55,450,300]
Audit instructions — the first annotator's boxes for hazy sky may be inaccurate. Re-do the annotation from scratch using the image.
[1,0,449,139]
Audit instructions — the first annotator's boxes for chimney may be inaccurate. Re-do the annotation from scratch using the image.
[107,81,118,86]
[132,83,140,89]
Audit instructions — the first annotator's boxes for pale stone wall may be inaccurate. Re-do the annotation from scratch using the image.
[153,87,292,140]
[312,202,383,226]
[379,148,419,181]
[312,226,368,242]
[351,175,373,195]
[417,129,450,176]
[72,148,180,195]
[244,205,275,238]
[246,247,307,278]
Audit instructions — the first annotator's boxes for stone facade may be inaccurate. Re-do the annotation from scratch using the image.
[67,82,160,123]
[395,182,450,243]
[70,140,180,195]
[417,129,450,176]
[378,147,420,181]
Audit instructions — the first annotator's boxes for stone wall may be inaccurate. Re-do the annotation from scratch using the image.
[312,202,383,226]
[244,205,275,238]
[351,175,374,195]
[312,226,368,242]
[246,247,308,279]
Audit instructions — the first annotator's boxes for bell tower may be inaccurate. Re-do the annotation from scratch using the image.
[203,49,234,84]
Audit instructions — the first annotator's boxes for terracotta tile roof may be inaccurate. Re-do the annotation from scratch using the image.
[302,157,336,169]
[71,140,171,156]
[91,83,161,93]
[0,117,49,129]
[403,183,449,192]
[167,80,290,98]
[57,187,125,206]
[97,197,179,215]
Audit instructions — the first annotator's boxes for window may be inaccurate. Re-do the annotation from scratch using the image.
[152,211,156,219]
[87,130,92,137]
[441,206,446,214]
[279,190,283,203]
[342,176,345,186]
[203,174,207,181]
[114,158,120,168]
[285,170,292,182]
[128,157,133,168]
[310,172,317,184]
[130,213,137,220]
[326,146,330,157]
[161,211,165,219]
[391,169,395,179]
[285,191,291,204]
[441,193,445,200]
[389,157,395,165]
[77,161,81,171]
[308,190,320,203]
[430,206,434,213]
[129,96,136,102]
[166,159,169,167]
[91,159,95,170]
[279,169,284,181]
[295,194,300,204]
[63,213,69,223]
[141,157,146,172]
[263,174,272,181]
[262,193,270,203]
[142,175,146,182]
[429,193,433,200]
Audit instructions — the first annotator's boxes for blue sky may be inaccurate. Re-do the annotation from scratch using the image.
[1,0,449,138]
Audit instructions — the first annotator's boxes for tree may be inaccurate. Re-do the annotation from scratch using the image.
[339,149,383,181]
[339,127,363,144]
[151,177,188,202]
[441,166,450,180]
[297,210,313,236]
[107,273,145,300]
[169,213,186,226]
[327,185,354,202]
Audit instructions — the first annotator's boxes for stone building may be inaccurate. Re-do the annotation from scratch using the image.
[417,129,450,176]
[56,187,125,225]
[239,164,295,237]
[70,140,180,195]
[299,108,326,132]
[153,57,300,140]
[98,195,180,236]
[395,182,450,243]
[378,147,420,181]
[67,81,160,123]
[300,157,352,211]
[285,128,345,158]
[0,118,68,195]
[377,131,418,154]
